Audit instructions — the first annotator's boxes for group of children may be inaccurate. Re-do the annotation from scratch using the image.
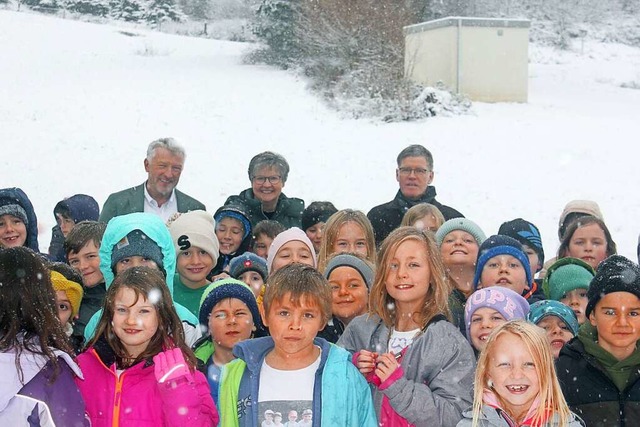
[2,183,640,426]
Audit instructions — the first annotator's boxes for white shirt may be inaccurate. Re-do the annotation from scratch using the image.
[388,328,420,354]
[143,183,178,223]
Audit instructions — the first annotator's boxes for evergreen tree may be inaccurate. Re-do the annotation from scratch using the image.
[252,0,301,66]
[145,0,185,26]
[110,0,146,21]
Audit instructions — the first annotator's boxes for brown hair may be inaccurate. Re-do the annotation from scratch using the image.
[88,266,196,369]
[400,203,445,231]
[263,263,332,325]
[557,215,617,260]
[472,320,572,427]
[317,209,376,273]
[369,226,451,328]
[0,247,74,382]
[64,220,107,257]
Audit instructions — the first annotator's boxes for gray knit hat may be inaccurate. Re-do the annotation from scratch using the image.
[0,202,28,226]
[435,218,486,248]
[111,229,164,270]
[324,253,374,289]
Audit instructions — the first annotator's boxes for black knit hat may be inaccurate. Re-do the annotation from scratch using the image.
[498,218,544,271]
[301,201,338,231]
[586,255,640,317]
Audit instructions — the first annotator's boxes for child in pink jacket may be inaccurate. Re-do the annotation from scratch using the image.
[76,266,218,426]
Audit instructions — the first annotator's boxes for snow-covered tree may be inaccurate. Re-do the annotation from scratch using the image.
[109,0,145,21]
[144,0,185,26]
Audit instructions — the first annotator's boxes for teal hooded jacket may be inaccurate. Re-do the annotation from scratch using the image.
[83,212,200,343]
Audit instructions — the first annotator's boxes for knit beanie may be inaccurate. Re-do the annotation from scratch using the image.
[473,235,532,289]
[50,270,83,318]
[110,229,164,270]
[266,227,317,273]
[542,257,595,301]
[558,200,604,240]
[324,253,374,289]
[229,252,269,281]
[435,218,487,248]
[498,218,545,271]
[301,202,338,232]
[198,278,262,331]
[585,255,640,317]
[464,286,530,340]
[214,205,252,240]
[169,210,219,265]
[527,300,580,336]
[0,200,28,226]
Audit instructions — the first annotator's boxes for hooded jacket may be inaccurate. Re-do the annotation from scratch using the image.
[76,336,218,427]
[48,194,100,262]
[338,313,475,427]
[367,187,464,245]
[83,213,201,345]
[211,205,253,277]
[0,187,39,252]
[224,188,304,230]
[0,345,88,426]
[217,336,377,427]
[556,323,640,427]
[99,182,206,224]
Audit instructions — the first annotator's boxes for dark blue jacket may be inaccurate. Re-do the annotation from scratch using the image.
[49,194,100,262]
[0,187,39,252]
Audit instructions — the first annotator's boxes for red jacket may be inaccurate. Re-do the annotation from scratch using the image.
[76,338,218,427]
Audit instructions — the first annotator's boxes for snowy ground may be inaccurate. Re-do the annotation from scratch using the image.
[1,9,640,262]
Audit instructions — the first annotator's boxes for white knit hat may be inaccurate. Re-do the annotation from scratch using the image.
[169,210,219,265]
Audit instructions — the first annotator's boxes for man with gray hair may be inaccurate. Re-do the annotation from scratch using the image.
[367,144,463,245]
[224,151,304,229]
[99,138,205,223]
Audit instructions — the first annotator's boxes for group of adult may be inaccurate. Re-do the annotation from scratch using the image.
[96,138,462,246]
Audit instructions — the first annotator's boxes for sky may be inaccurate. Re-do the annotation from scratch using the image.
[1,9,640,261]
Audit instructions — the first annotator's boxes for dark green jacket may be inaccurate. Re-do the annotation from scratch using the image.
[224,188,304,230]
[99,182,205,223]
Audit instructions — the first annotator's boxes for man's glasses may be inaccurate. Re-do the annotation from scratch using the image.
[252,175,282,184]
[398,167,429,177]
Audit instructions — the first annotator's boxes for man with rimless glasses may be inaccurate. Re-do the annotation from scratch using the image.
[225,151,305,230]
[367,144,464,245]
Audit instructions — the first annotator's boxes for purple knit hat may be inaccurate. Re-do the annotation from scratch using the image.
[464,286,530,340]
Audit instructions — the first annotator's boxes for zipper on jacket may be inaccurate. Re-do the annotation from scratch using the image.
[112,372,125,427]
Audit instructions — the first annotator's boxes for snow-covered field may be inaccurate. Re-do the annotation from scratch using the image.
[1,9,639,261]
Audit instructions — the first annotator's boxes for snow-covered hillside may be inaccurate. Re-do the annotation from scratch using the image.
[1,9,639,261]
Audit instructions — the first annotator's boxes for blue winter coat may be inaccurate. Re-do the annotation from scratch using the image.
[0,187,39,252]
[218,336,377,427]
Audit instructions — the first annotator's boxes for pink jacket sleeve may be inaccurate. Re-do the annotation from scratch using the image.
[157,368,219,426]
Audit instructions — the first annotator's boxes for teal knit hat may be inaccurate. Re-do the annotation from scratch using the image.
[543,257,595,301]
[528,300,580,336]
[435,218,486,248]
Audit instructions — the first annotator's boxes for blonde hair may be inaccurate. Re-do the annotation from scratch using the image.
[472,320,572,427]
[369,226,451,328]
[317,209,376,273]
[400,203,445,232]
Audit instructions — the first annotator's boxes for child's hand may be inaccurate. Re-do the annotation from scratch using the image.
[153,348,193,384]
[356,350,378,375]
[374,352,400,383]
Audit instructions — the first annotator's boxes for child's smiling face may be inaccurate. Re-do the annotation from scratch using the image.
[479,255,528,295]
